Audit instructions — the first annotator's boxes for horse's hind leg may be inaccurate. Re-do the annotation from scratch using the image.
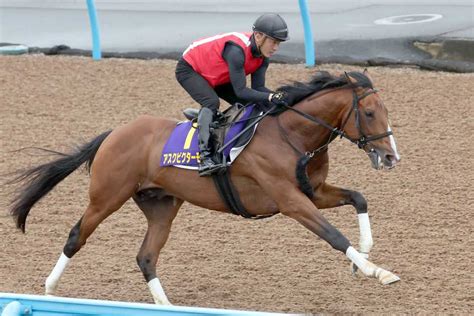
[133,189,183,305]
[45,166,139,295]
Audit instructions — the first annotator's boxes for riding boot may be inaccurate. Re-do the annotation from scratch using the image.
[197,107,220,176]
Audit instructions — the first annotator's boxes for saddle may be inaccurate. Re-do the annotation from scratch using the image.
[183,103,259,164]
[161,103,261,169]
[164,103,274,219]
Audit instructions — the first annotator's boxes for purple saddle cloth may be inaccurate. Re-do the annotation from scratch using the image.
[160,104,257,168]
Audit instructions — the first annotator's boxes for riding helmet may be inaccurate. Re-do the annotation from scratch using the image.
[252,13,289,41]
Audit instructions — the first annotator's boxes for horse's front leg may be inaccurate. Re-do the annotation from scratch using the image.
[274,187,399,285]
[312,183,373,274]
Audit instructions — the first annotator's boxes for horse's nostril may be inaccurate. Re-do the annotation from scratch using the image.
[385,154,399,164]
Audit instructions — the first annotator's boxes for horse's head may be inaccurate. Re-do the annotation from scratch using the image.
[342,70,400,170]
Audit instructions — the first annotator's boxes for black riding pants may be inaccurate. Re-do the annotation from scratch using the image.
[175,58,244,113]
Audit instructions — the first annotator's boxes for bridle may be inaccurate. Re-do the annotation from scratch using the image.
[342,89,393,149]
[278,84,393,158]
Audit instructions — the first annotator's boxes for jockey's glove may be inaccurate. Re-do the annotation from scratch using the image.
[269,91,289,107]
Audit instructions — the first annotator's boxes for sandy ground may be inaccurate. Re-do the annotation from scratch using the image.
[0,55,473,314]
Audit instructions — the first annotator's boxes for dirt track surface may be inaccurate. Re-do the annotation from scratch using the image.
[0,55,473,314]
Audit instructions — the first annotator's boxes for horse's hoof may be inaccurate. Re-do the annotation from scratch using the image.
[44,288,56,296]
[376,268,400,285]
[350,262,359,275]
[152,297,173,306]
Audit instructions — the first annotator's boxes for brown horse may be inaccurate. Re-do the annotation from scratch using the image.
[10,70,401,305]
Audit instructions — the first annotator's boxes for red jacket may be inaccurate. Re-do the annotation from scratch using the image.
[183,32,264,87]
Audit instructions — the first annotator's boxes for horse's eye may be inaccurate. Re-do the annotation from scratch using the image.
[365,111,374,119]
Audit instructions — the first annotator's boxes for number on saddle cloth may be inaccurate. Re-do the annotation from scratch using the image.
[160,104,261,169]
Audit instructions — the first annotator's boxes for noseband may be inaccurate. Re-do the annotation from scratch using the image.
[279,85,393,157]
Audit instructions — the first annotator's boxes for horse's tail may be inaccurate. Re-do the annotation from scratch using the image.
[9,130,112,233]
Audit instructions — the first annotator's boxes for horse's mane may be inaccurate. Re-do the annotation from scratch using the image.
[269,71,373,115]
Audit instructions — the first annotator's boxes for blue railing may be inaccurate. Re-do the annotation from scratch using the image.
[0,293,291,316]
[84,1,315,65]
[298,0,315,66]
[86,0,101,60]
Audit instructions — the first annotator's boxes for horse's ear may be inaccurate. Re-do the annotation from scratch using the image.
[344,71,357,85]
[363,68,374,85]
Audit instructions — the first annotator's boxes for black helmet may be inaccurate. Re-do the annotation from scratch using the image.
[252,14,289,41]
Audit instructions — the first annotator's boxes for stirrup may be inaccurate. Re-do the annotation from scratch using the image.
[198,161,226,176]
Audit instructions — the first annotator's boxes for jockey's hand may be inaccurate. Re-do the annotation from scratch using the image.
[269,92,289,107]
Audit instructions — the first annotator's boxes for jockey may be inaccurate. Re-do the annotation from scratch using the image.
[175,13,290,176]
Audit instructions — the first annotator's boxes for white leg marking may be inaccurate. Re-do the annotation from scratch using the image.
[45,252,70,295]
[388,124,400,161]
[358,213,373,254]
[347,246,375,276]
[148,278,172,305]
[351,213,373,274]
[346,246,400,284]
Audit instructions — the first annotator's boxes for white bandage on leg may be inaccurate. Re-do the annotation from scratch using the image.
[148,278,172,305]
[358,213,373,254]
[347,246,400,284]
[346,246,378,277]
[45,252,70,295]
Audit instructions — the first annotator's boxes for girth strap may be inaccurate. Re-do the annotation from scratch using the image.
[212,169,275,220]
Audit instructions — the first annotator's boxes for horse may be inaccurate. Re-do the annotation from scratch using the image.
[9,69,401,305]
